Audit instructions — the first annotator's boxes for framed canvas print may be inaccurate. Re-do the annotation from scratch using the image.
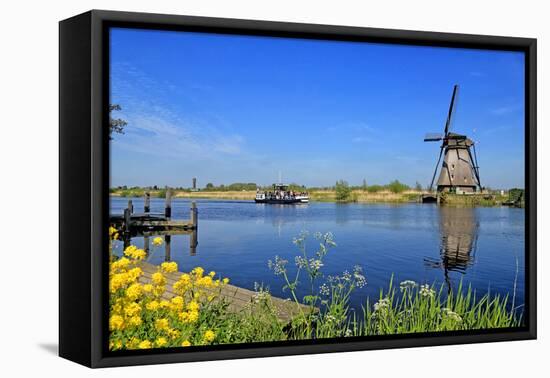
[59,10,537,368]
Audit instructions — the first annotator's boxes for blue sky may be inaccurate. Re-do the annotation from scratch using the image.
[110,28,525,189]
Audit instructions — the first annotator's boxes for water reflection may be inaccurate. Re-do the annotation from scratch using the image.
[425,207,479,289]
[121,229,199,258]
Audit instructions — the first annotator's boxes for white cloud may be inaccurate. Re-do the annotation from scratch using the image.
[490,104,521,116]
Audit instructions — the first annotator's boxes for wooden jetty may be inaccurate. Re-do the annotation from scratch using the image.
[138,261,313,323]
[110,189,198,233]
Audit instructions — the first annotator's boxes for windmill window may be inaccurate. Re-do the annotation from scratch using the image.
[451,174,454,180]
[451,164,455,170]
[464,177,467,182]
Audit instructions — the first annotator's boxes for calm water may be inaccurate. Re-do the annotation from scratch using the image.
[110,198,525,310]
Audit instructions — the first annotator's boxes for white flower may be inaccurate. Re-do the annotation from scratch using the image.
[399,280,417,292]
[374,297,391,312]
[419,284,435,298]
[309,258,324,271]
[342,270,352,282]
[268,255,288,275]
[353,266,367,288]
[320,283,330,296]
[442,307,462,322]
[295,256,307,268]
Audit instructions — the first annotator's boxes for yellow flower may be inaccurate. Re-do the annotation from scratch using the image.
[128,315,142,327]
[153,237,163,246]
[127,267,143,282]
[178,312,188,322]
[159,300,171,309]
[209,271,216,277]
[109,226,119,240]
[187,301,200,312]
[161,261,178,274]
[110,273,129,292]
[197,276,214,288]
[173,278,191,296]
[109,339,123,350]
[203,330,215,343]
[187,310,199,323]
[146,300,160,311]
[155,337,168,347]
[179,310,199,323]
[109,315,124,331]
[222,278,230,285]
[142,284,153,293]
[111,257,130,271]
[181,340,191,347]
[153,285,166,297]
[125,283,142,300]
[128,337,140,349]
[124,245,146,260]
[170,296,184,311]
[155,318,170,331]
[152,272,166,286]
[168,328,181,339]
[124,302,141,317]
[138,340,152,349]
[192,267,204,277]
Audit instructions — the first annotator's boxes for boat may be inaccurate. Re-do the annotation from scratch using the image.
[255,184,309,204]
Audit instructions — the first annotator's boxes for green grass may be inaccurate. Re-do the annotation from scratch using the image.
[199,277,521,344]
[439,192,509,207]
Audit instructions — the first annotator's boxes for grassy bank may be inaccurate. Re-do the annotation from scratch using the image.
[110,189,518,207]
[110,189,424,203]
[439,192,511,207]
[108,230,522,350]
[311,189,421,203]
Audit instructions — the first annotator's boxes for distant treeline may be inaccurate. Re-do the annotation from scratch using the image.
[110,179,417,196]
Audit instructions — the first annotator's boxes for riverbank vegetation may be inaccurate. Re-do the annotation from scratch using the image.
[109,179,423,203]
[110,185,522,207]
[109,230,522,350]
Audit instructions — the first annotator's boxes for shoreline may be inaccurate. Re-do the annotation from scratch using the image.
[110,190,518,207]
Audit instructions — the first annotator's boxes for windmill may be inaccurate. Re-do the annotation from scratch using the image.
[424,85,482,193]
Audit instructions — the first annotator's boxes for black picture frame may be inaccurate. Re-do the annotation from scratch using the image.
[59,9,537,368]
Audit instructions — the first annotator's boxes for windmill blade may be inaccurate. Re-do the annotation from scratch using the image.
[429,146,445,192]
[424,133,443,142]
[472,143,482,189]
[444,84,459,136]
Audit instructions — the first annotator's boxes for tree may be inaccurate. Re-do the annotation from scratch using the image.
[205,183,214,189]
[109,104,127,140]
[335,180,352,201]
[362,179,368,191]
[415,181,423,192]
[387,179,409,194]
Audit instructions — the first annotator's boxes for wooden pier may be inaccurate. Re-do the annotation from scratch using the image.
[138,262,313,323]
[110,189,198,233]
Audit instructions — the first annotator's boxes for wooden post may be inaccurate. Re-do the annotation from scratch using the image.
[144,192,150,213]
[127,200,134,214]
[123,234,130,251]
[123,208,131,233]
[190,201,197,228]
[164,235,171,261]
[143,236,150,255]
[165,188,172,219]
[189,229,198,256]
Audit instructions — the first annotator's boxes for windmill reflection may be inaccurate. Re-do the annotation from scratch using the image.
[425,207,479,291]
